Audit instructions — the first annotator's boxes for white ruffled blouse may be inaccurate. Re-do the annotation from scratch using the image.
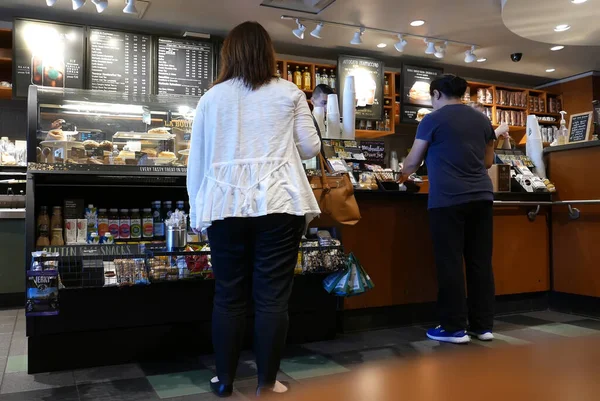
[187,78,322,229]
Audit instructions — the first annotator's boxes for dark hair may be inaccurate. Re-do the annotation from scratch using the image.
[213,21,276,90]
[312,84,335,99]
[430,74,468,99]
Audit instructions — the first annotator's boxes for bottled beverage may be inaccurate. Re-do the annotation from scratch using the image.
[36,206,50,247]
[119,209,130,240]
[130,209,142,239]
[294,66,302,89]
[152,201,165,240]
[109,145,119,165]
[142,208,154,239]
[97,208,109,237]
[176,200,185,212]
[276,66,281,78]
[50,228,64,246]
[384,78,390,96]
[303,67,311,91]
[329,70,336,89]
[287,66,292,82]
[108,208,120,239]
[321,69,328,87]
[315,70,321,86]
[385,111,391,131]
[163,201,173,220]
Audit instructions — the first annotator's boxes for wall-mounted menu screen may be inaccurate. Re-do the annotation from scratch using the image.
[337,55,384,121]
[89,29,152,95]
[401,105,433,124]
[157,38,213,96]
[13,19,85,98]
[401,65,443,107]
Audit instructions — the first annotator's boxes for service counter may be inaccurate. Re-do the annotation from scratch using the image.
[545,141,600,303]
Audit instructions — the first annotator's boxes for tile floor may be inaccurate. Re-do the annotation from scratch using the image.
[0,308,599,400]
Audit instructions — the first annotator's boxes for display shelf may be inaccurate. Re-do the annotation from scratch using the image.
[534,111,561,117]
[537,120,559,125]
[494,104,527,111]
[355,129,395,139]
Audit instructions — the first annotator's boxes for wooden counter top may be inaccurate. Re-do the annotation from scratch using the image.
[544,139,600,154]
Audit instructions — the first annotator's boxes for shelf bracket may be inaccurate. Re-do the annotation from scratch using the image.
[568,205,581,220]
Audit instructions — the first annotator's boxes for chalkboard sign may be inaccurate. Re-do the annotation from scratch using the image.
[13,19,86,98]
[89,28,152,95]
[568,112,593,143]
[157,37,214,96]
[337,55,384,121]
[359,140,385,164]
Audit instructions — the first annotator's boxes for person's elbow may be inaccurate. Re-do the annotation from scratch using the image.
[298,138,321,160]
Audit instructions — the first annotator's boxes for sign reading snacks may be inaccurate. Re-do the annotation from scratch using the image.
[568,112,593,143]
[13,19,85,98]
[337,55,385,121]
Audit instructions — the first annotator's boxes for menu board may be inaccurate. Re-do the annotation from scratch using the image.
[157,38,213,96]
[359,141,385,164]
[568,112,593,143]
[402,105,433,124]
[89,29,152,95]
[337,55,384,121]
[402,65,443,107]
[13,19,85,98]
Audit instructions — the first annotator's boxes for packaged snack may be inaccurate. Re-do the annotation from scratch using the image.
[76,219,87,244]
[64,219,77,245]
[114,258,149,286]
[26,270,59,316]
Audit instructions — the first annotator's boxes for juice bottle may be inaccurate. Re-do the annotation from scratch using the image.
[108,208,120,239]
[152,201,165,240]
[130,209,142,240]
[85,204,97,233]
[36,206,50,247]
[163,201,173,221]
[294,66,302,89]
[97,208,109,237]
[142,208,154,239]
[119,208,130,240]
[329,70,336,89]
[50,206,62,230]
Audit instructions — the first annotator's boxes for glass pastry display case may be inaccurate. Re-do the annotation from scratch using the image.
[27,86,198,170]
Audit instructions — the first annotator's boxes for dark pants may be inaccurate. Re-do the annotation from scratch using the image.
[207,213,304,388]
[429,200,495,333]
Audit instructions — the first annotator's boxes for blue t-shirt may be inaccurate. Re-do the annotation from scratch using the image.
[416,104,495,209]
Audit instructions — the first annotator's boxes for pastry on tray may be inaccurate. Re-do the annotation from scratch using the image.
[158,151,176,159]
[148,127,171,135]
[98,141,113,151]
[46,129,65,141]
[118,151,136,159]
[83,140,99,150]
[142,149,158,157]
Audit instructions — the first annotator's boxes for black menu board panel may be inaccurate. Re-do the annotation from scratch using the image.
[89,28,152,95]
[568,112,593,143]
[402,65,443,107]
[157,37,214,96]
[13,19,85,98]
[337,55,384,121]
[402,105,433,124]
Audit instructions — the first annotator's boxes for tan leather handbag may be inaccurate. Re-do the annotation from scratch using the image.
[309,153,361,225]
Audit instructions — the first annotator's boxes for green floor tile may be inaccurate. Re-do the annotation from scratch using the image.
[5,355,27,374]
[530,323,599,338]
[280,355,349,380]
[147,370,214,399]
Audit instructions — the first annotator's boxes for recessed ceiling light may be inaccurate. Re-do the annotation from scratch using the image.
[571,0,588,3]
[477,58,487,63]
[550,45,565,51]
[554,24,571,32]
[410,20,426,27]
[377,43,387,48]
[546,68,556,72]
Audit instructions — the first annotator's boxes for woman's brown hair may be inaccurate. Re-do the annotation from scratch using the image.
[213,21,277,90]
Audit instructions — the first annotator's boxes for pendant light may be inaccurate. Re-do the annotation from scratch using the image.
[310,23,324,39]
[394,34,407,52]
[464,46,477,63]
[424,39,436,55]
[46,0,58,6]
[350,27,365,45]
[92,0,108,12]
[292,19,306,39]
[123,0,138,14]
[434,41,447,59]
[72,0,86,10]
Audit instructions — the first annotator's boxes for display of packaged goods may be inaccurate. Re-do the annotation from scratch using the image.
[114,258,149,286]
[26,270,59,316]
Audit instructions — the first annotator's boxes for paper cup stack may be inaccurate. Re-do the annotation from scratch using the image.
[326,94,341,139]
[313,107,326,137]
[342,75,356,140]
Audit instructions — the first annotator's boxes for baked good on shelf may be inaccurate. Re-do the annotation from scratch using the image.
[409,81,431,103]
[88,157,104,165]
[118,151,135,159]
[83,140,99,150]
[46,129,65,141]
[158,151,176,159]
[143,149,158,157]
[148,127,171,135]
[98,141,113,151]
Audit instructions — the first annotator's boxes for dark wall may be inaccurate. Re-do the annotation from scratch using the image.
[0,99,27,140]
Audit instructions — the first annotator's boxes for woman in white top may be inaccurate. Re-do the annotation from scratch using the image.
[187,21,321,398]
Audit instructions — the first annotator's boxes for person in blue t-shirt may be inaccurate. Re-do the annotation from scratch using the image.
[402,74,496,344]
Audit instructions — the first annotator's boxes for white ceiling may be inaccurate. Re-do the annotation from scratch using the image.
[1,0,599,82]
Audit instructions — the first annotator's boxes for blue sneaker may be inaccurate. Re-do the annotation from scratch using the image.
[468,330,494,341]
[426,326,470,344]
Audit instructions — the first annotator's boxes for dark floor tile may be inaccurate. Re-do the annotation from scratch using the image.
[78,377,158,401]
[565,319,600,331]
[493,319,525,332]
[198,353,257,380]
[495,314,553,327]
[0,386,79,401]
[1,371,75,394]
[500,327,563,343]
[74,363,145,385]
[140,356,205,376]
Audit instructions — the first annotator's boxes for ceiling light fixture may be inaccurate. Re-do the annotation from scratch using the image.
[550,45,565,51]
[377,43,387,48]
[465,46,477,63]
[410,20,426,27]
[424,39,436,55]
[434,41,447,59]
[123,0,138,14]
[91,0,108,12]
[394,34,408,52]
[571,0,588,3]
[292,19,306,39]
[554,24,571,32]
[46,0,58,6]
[477,58,487,63]
[546,68,556,72]
[350,27,365,45]
[72,0,85,10]
[310,22,323,39]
